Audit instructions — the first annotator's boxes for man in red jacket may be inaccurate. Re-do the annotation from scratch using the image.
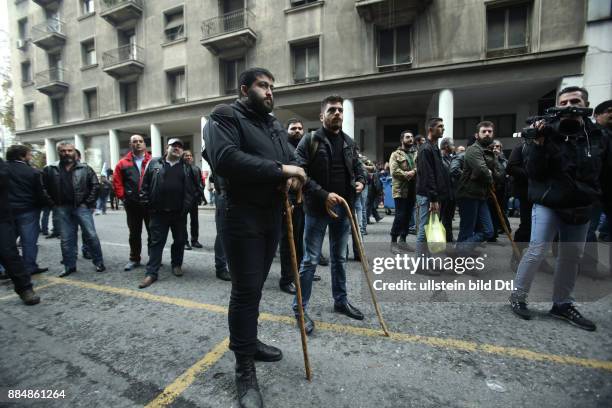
[113,134,152,271]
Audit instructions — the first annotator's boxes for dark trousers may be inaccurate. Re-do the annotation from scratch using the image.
[280,203,304,285]
[145,211,185,277]
[187,203,199,242]
[125,202,150,263]
[488,191,510,238]
[214,194,228,273]
[514,195,532,245]
[0,219,33,294]
[222,203,281,356]
[440,199,455,243]
[391,197,415,239]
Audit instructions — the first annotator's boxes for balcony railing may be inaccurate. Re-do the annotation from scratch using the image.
[101,0,143,12]
[31,18,65,42]
[201,9,254,39]
[102,44,145,68]
[35,67,66,84]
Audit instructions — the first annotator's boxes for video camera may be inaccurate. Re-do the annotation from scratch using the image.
[519,106,593,139]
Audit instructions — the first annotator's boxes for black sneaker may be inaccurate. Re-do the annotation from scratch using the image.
[509,295,532,320]
[550,304,596,331]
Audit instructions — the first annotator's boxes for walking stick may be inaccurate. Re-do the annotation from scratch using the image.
[489,187,521,259]
[284,191,312,381]
[326,197,390,337]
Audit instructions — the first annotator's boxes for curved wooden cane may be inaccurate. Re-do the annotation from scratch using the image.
[489,187,522,259]
[326,197,390,337]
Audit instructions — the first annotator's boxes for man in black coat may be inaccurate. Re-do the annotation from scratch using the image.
[203,67,305,408]
[0,157,40,305]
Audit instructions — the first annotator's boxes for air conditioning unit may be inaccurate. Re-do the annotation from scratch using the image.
[16,39,27,49]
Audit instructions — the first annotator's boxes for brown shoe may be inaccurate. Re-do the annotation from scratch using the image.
[138,276,157,289]
[19,289,40,305]
[172,266,183,277]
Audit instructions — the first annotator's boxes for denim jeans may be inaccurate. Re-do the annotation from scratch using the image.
[456,198,494,254]
[415,194,431,256]
[360,185,369,232]
[40,207,50,234]
[292,204,351,314]
[354,191,364,234]
[55,206,104,270]
[13,209,41,274]
[513,204,589,305]
[96,196,107,214]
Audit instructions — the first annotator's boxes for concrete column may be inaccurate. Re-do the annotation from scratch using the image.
[342,98,355,139]
[44,138,57,164]
[74,134,85,158]
[150,123,162,158]
[192,132,203,169]
[108,129,120,169]
[438,89,454,140]
[200,116,210,172]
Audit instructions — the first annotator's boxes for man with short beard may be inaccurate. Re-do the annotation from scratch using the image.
[389,130,417,251]
[113,134,152,271]
[293,95,367,334]
[455,121,497,256]
[42,142,105,276]
[203,68,306,408]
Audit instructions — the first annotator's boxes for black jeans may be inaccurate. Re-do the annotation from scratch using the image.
[145,210,186,277]
[280,203,304,285]
[222,202,281,356]
[391,197,415,238]
[440,199,455,243]
[0,220,32,294]
[187,203,199,243]
[514,195,532,245]
[214,194,227,272]
[125,202,150,263]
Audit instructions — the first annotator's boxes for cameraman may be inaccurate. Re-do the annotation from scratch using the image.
[509,87,603,331]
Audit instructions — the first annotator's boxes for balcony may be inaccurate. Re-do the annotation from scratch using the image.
[31,0,60,9]
[355,0,431,24]
[35,68,69,97]
[31,19,66,51]
[102,44,145,79]
[100,0,143,28]
[200,9,256,57]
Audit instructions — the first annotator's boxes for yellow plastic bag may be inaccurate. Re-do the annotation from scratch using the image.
[425,212,446,254]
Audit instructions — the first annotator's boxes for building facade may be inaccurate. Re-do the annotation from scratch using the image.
[7,0,610,172]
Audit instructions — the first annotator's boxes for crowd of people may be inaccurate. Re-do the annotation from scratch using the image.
[0,65,610,408]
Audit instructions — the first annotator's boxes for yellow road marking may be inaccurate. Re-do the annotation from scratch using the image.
[40,276,612,372]
[0,282,61,301]
[144,338,229,408]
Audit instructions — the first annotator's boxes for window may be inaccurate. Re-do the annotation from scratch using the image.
[120,81,138,113]
[167,69,186,103]
[24,104,34,130]
[483,114,516,139]
[18,18,27,40]
[292,42,319,83]
[290,0,318,6]
[164,7,185,42]
[588,0,612,21]
[21,61,32,85]
[223,58,245,95]
[486,3,529,56]
[84,89,98,118]
[82,0,94,15]
[453,114,516,140]
[51,98,64,125]
[81,39,96,66]
[453,117,480,140]
[377,25,411,68]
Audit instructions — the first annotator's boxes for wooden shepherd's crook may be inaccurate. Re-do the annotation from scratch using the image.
[326,196,390,337]
[489,187,522,259]
[283,191,312,381]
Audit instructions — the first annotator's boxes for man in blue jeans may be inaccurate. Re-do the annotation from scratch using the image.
[414,118,451,274]
[42,141,105,277]
[292,95,367,335]
[455,121,498,256]
[509,86,603,331]
[6,144,48,276]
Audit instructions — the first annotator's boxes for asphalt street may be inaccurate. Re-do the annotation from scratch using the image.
[1,207,611,408]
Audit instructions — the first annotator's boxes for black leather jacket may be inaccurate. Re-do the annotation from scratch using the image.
[42,161,99,208]
[139,157,202,213]
[296,127,366,216]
